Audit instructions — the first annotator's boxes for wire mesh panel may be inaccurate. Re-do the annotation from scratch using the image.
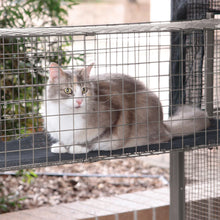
[0,20,219,171]
[187,0,220,19]
[171,0,220,116]
[185,148,220,220]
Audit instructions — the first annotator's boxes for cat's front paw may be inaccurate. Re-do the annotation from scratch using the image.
[68,145,88,154]
[50,143,68,154]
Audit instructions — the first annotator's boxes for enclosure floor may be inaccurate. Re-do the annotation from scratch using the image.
[1,119,219,171]
[0,187,169,220]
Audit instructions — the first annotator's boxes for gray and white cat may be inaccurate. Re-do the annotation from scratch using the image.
[40,62,210,154]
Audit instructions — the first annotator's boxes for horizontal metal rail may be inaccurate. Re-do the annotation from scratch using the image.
[0,19,220,37]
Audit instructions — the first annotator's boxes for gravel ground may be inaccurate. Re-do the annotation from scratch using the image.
[0,157,169,213]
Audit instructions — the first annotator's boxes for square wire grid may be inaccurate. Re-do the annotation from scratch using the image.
[0,19,219,170]
[185,148,220,220]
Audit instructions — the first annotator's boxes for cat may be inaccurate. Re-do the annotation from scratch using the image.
[40,62,210,154]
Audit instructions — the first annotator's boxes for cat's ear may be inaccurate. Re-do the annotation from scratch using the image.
[49,62,64,82]
[79,63,94,79]
[85,63,94,76]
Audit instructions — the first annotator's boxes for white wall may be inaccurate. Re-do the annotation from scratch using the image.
[151,0,171,22]
[149,0,171,118]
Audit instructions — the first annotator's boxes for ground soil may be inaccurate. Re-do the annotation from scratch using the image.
[0,157,169,213]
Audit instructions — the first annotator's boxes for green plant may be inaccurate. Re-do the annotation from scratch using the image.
[0,0,78,28]
[0,183,26,214]
[0,0,80,141]
[16,169,38,184]
[0,170,37,214]
[0,0,81,213]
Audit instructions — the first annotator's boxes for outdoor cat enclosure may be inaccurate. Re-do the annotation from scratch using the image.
[0,18,220,220]
[0,19,220,170]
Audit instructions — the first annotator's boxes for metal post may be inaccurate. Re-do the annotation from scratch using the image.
[169,150,185,220]
[205,13,214,117]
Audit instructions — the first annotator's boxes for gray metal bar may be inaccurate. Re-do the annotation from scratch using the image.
[0,19,220,37]
[169,150,185,220]
[205,13,214,117]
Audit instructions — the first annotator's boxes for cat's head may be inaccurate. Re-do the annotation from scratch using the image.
[47,62,94,110]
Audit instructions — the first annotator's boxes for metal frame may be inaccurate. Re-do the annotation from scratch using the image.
[0,19,219,220]
[205,13,215,117]
[170,150,185,220]
[169,13,215,220]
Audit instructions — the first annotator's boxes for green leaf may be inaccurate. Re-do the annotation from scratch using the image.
[0,0,76,140]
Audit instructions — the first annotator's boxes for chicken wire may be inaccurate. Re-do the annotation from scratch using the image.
[0,19,219,171]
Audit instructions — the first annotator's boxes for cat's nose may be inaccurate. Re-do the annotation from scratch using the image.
[76,99,82,106]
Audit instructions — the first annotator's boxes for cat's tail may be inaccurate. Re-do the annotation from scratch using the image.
[164,105,210,138]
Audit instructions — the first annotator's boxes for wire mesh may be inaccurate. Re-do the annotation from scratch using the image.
[185,147,220,220]
[183,11,220,220]
[187,0,220,20]
[170,0,220,116]
[172,0,220,21]
[0,19,219,171]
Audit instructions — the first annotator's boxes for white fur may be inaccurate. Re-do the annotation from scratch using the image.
[91,135,121,151]
[164,105,210,137]
[68,145,87,154]
[41,64,210,155]
[42,101,210,154]
[74,86,84,108]
[41,83,99,154]
[41,102,88,152]
[51,143,68,153]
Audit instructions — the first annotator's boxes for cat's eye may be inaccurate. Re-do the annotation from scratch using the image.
[64,88,73,94]
[82,87,88,94]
